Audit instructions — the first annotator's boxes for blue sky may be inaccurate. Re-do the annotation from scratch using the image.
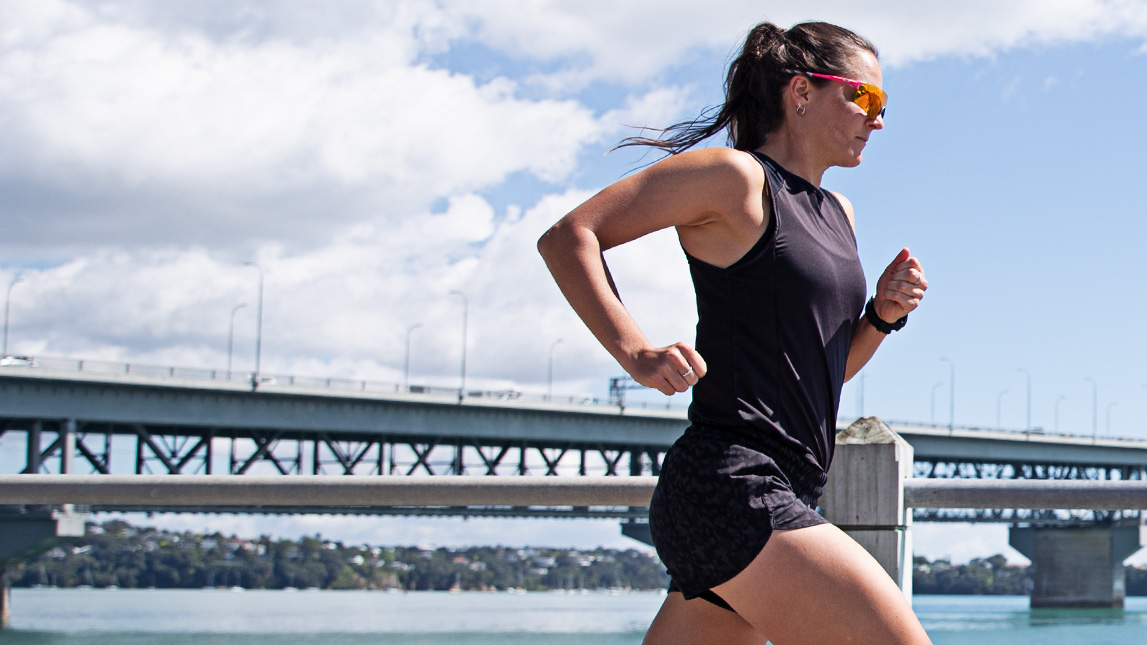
[5,1,1147,563]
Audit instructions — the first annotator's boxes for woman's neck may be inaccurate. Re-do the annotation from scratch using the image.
[756,130,828,187]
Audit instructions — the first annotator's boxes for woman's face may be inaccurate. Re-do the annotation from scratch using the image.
[807,50,885,168]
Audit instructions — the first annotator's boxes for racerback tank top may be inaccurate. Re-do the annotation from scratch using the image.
[685,151,867,472]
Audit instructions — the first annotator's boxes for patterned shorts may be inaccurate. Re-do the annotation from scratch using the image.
[649,423,829,601]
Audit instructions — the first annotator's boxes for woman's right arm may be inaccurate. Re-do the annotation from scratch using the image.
[537,147,761,395]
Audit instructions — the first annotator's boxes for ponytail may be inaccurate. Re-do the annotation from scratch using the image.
[618,21,878,154]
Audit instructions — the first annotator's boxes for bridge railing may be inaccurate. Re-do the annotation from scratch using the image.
[0,474,1144,512]
[0,353,688,412]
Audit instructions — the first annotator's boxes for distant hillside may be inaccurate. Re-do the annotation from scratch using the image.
[914,555,1147,596]
[9,520,670,592]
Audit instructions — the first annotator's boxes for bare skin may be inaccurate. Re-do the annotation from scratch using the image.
[539,49,930,644]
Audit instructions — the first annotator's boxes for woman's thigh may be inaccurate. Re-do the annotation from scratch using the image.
[712,523,931,645]
[643,592,766,645]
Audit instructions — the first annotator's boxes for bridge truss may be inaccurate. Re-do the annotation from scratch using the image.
[4,414,1147,524]
[912,458,1145,524]
[0,416,663,520]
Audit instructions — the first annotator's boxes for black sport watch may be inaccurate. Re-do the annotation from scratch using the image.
[864,297,907,334]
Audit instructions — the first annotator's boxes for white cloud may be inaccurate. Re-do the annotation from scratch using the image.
[456,0,1147,75]
[2,187,631,395]
[9,0,1147,260]
[0,1,611,258]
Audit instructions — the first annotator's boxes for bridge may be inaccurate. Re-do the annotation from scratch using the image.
[1,357,1145,518]
[2,357,1147,610]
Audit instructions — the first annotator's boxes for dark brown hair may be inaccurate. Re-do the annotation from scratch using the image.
[619,21,879,154]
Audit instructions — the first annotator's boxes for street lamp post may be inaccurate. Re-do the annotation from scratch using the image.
[940,357,955,432]
[404,323,421,390]
[547,339,563,401]
[449,290,468,401]
[996,389,1009,428]
[242,262,264,389]
[1055,394,1067,433]
[1084,376,1097,439]
[227,303,247,380]
[1018,368,1032,430]
[930,382,944,424]
[3,276,24,357]
[1106,401,1118,437]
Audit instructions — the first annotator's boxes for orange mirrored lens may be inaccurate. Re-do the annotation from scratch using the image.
[853,86,887,119]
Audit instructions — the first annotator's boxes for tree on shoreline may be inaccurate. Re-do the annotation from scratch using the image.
[9,520,670,592]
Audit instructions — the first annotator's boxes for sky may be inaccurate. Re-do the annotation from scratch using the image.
[6,0,1147,564]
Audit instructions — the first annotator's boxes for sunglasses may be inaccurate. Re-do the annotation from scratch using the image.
[786,70,887,119]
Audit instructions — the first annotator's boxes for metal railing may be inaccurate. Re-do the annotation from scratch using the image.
[0,354,688,412]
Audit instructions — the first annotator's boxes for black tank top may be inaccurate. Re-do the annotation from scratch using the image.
[685,151,867,473]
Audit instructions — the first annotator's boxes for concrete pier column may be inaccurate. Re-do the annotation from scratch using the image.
[61,419,76,475]
[821,417,914,597]
[0,567,8,629]
[1010,524,1146,608]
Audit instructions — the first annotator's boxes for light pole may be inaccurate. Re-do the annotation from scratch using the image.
[449,290,467,401]
[3,276,24,356]
[996,389,1009,428]
[227,303,247,379]
[940,357,955,432]
[242,262,264,388]
[404,323,421,390]
[856,370,865,418]
[930,382,944,424]
[547,339,563,401]
[1106,401,1118,437]
[1084,376,1097,439]
[1055,394,1067,433]
[1017,368,1031,430]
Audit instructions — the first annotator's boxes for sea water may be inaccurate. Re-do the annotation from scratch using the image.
[2,589,1146,644]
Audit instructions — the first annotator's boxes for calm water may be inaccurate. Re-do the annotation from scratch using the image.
[2,589,1147,644]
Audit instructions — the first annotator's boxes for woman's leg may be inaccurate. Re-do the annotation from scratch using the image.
[643,592,766,645]
[713,523,931,645]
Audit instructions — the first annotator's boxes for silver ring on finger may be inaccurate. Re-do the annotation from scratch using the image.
[681,367,694,378]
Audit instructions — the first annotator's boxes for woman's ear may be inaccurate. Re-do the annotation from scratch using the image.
[787,74,812,111]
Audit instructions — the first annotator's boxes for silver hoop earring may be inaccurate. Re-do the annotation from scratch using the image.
[796,103,806,116]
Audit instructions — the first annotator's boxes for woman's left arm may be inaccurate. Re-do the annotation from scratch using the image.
[845,247,928,381]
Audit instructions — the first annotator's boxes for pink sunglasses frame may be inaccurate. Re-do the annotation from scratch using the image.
[784,69,887,119]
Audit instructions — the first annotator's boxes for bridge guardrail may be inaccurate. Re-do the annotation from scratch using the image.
[1,474,1146,512]
[0,353,688,412]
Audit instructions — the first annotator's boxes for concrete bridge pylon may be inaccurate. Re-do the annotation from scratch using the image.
[1009,523,1147,608]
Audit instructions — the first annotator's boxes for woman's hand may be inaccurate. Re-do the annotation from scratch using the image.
[626,343,708,395]
[873,247,927,323]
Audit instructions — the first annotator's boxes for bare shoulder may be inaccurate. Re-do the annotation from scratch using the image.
[550,147,765,254]
[640,147,764,223]
[828,190,856,230]
[652,147,762,188]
